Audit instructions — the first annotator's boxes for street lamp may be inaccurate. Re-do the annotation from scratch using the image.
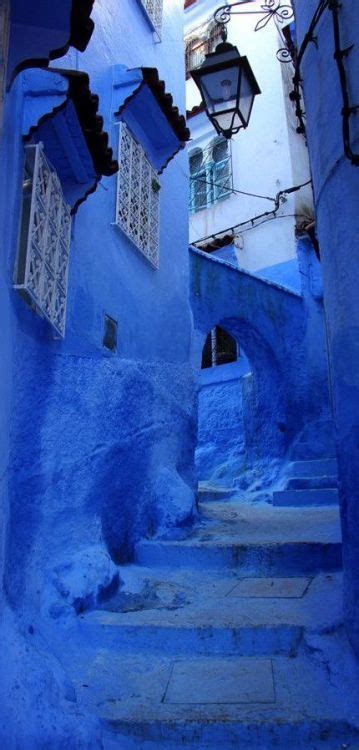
[190,39,261,139]
[188,0,297,139]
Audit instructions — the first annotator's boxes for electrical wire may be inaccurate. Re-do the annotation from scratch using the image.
[330,0,359,166]
[291,0,329,136]
[192,179,312,246]
[189,174,277,202]
[290,0,358,166]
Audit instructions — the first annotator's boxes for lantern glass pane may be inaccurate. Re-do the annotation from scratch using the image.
[212,110,243,134]
[199,63,240,114]
[238,65,255,125]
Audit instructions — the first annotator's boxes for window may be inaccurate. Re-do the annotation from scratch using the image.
[201,327,238,369]
[139,0,163,36]
[189,137,232,213]
[185,36,208,74]
[185,21,222,76]
[14,143,72,337]
[116,122,160,269]
[103,315,118,352]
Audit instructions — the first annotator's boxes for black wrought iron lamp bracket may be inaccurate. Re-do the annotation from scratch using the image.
[214,0,294,33]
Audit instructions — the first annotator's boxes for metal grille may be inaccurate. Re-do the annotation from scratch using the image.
[189,138,232,213]
[185,21,222,74]
[201,326,238,369]
[14,144,72,337]
[140,0,163,35]
[116,123,160,269]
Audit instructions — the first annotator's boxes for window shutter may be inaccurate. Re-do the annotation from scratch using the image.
[14,144,72,337]
[116,123,160,269]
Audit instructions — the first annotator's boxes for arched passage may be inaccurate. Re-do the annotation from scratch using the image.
[196,315,287,485]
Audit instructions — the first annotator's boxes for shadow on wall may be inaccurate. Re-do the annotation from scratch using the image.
[5,336,197,618]
[196,319,287,487]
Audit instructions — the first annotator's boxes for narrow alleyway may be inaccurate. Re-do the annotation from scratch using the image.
[67,481,359,749]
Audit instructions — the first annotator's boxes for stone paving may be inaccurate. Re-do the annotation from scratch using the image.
[62,499,359,748]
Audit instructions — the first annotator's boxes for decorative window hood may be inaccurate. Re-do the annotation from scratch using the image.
[22,68,118,212]
[113,65,190,174]
[7,0,94,86]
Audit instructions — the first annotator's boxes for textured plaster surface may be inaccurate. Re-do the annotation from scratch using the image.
[0,0,196,744]
[190,244,331,473]
[51,500,359,749]
[293,0,359,653]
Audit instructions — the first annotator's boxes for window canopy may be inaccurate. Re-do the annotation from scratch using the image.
[22,68,118,212]
[8,0,94,86]
[113,65,190,173]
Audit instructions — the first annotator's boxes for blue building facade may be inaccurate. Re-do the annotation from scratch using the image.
[2,0,359,744]
[293,0,359,655]
[191,238,332,490]
[0,0,197,743]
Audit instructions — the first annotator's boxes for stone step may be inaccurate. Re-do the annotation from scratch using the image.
[285,475,337,490]
[78,572,342,658]
[288,458,338,478]
[291,442,336,460]
[136,504,341,574]
[197,486,235,503]
[273,488,339,507]
[136,538,341,575]
[72,640,359,750]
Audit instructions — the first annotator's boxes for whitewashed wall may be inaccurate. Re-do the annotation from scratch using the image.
[185,0,313,275]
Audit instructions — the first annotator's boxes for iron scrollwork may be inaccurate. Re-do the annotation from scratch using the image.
[213,1,295,63]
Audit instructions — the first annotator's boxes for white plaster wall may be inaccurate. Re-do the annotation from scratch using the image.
[185,0,312,273]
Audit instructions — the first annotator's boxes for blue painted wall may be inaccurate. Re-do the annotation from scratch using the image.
[255,258,302,295]
[191,241,332,485]
[0,0,196,743]
[197,358,251,484]
[293,0,359,655]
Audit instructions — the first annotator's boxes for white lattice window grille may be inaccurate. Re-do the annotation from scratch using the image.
[138,0,163,36]
[14,143,72,337]
[189,137,232,213]
[116,123,160,269]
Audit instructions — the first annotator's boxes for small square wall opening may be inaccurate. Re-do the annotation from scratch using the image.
[103,315,118,352]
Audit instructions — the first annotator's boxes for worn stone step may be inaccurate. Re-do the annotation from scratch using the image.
[285,475,337,490]
[197,486,235,503]
[273,488,339,507]
[291,442,336,460]
[136,504,341,575]
[288,458,338,478]
[72,637,359,750]
[78,573,342,657]
[135,538,341,575]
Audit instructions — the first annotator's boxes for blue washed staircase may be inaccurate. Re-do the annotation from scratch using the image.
[68,496,359,749]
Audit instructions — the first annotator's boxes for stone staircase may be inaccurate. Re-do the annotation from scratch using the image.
[273,457,339,507]
[68,499,359,749]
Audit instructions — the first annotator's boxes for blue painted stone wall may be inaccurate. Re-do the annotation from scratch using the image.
[0,0,196,744]
[197,359,250,484]
[293,0,359,655]
[191,245,330,455]
[255,258,302,295]
[191,242,332,483]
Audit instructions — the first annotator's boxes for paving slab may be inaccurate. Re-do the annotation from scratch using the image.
[164,658,275,705]
[79,573,342,657]
[68,631,359,749]
[197,502,341,543]
[226,576,311,598]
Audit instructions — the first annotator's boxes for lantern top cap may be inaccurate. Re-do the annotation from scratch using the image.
[191,41,261,98]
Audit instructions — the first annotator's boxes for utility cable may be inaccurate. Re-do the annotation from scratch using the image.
[189,173,277,202]
[192,179,313,246]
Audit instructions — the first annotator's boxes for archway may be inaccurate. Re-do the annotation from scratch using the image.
[195,316,287,488]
